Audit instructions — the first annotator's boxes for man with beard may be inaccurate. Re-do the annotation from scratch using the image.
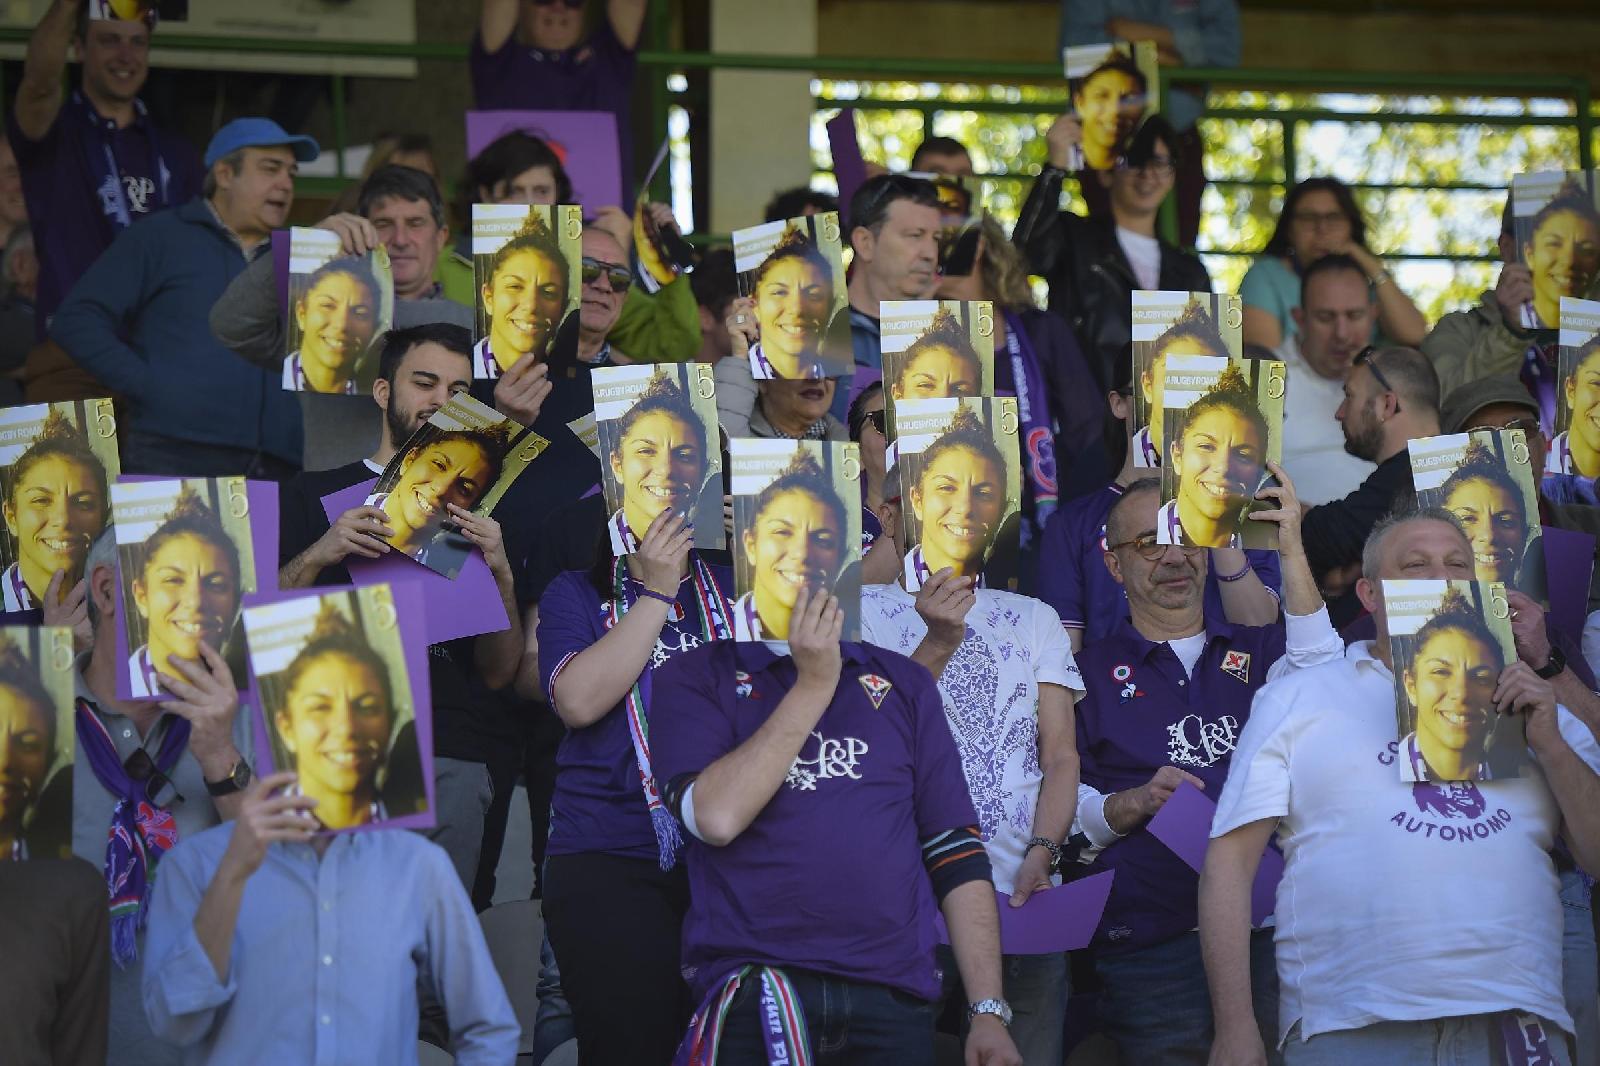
[275,323,524,891]
[1299,345,1441,625]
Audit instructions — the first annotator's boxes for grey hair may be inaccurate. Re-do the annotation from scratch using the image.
[1360,506,1467,583]
[83,526,117,631]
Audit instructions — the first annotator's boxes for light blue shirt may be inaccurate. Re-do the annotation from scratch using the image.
[143,823,519,1066]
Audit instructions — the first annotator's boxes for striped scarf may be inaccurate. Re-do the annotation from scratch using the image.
[675,966,812,1066]
[609,555,731,869]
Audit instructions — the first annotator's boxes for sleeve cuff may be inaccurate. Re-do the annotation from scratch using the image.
[1285,605,1341,657]
[154,926,238,1017]
[1077,786,1124,849]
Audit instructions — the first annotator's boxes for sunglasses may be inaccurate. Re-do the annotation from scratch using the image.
[124,747,184,808]
[1472,415,1541,437]
[863,409,886,435]
[582,258,632,292]
[1107,531,1204,562]
[1355,346,1402,414]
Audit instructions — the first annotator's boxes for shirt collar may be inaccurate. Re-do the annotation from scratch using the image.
[1346,638,1392,678]
[1110,612,1236,662]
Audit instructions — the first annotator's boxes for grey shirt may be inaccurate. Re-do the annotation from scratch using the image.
[208,251,473,472]
[71,661,254,1066]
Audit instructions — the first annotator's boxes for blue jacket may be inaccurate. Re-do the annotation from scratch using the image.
[50,198,302,463]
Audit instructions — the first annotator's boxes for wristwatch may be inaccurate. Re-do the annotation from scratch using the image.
[967,998,1013,1027]
[1536,645,1567,680]
[204,760,253,798]
[1025,835,1063,871]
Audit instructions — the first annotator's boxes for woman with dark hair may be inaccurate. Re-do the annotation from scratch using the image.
[1439,438,1531,588]
[273,602,397,830]
[129,487,242,699]
[606,372,710,555]
[1134,300,1232,469]
[286,256,383,395]
[734,449,848,641]
[747,227,838,381]
[1,409,108,612]
[906,405,1010,587]
[1239,176,1426,350]
[532,464,733,1062]
[370,424,511,557]
[0,634,58,859]
[1159,364,1269,548]
[888,307,984,404]
[1398,586,1511,782]
[1553,335,1600,478]
[1071,53,1149,173]
[1522,178,1600,330]
[475,211,571,379]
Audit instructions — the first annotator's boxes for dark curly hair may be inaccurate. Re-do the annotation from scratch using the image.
[140,486,240,589]
[750,447,847,540]
[280,598,395,723]
[0,631,55,756]
[1439,437,1526,529]
[486,209,571,294]
[1408,584,1506,679]
[611,371,709,469]
[753,226,835,294]
[893,307,983,396]
[1528,175,1600,246]
[403,422,516,505]
[917,403,1006,480]
[9,409,109,526]
[1178,363,1269,454]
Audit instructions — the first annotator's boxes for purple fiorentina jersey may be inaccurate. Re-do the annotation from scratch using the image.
[652,641,977,1001]
[469,22,637,188]
[1036,483,1282,645]
[538,565,733,859]
[1075,616,1286,954]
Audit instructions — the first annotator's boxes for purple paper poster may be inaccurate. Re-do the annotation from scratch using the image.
[1544,524,1595,642]
[1145,780,1283,927]
[934,871,1115,955]
[466,110,623,211]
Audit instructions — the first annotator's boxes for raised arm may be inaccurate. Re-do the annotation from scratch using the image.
[682,587,841,847]
[277,505,393,590]
[1199,816,1276,1066]
[14,0,79,142]
[456,508,524,691]
[908,568,976,679]
[478,0,519,54]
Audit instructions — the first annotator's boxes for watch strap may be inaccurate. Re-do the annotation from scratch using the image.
[204,760,251,798]
[1536,645,1566,680]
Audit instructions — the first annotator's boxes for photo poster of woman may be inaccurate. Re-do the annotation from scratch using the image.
[592,363,725,556]
[1130,291,1244,469]
[729,438,862,644]
[1408,429,1546,606]
[0,624,75,862]
[283,227,394,396]
[110,477,259,702]
[0,399,119,617]
[1061,41,1161,174]
[366,392,550,580]
[1509,171,1600,331]
[1552,296,1600,483]
[891,397,1021,593]
[732,212,852,381]
[470,203,583,380]
[1155,355,1285,551]
[1383,579,1523,784]
[90,0,186,21]
[242,582,433,835]
[879,300,996,429]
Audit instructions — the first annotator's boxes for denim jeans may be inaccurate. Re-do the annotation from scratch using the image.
[937,945,1068,1064]
[1095,928,1281,1066]
[1561,868,1598,1066]
[715,970,936,1065]
[1282,1014,1573,1066]
[530,928,575,1066]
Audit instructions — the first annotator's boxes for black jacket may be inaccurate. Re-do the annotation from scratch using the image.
[1012,168,1211,393]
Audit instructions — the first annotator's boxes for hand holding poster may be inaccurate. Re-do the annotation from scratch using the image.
[1156,358,1285,550]
[367,392,549,579]
[1062,42,1161,173]
[730,439,862,643]
[243,583,433,834]
[0,400,118,614]
[1130,292,1243,469]
[1383,579,1523,783]
[0,625,74,862]
[471,204,583,380]
[283,228,394,395]
[593,364,724,556]
[880,300,996,427]
[891,398,1021,592]
[1408,430,1546,604]
[733,213,852,381]
[1510,172,1600,329]
[1552,296,1600,480]
[110,478,258,700]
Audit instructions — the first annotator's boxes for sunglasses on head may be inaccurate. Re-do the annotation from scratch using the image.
[582,258,632,292]
[1355,346,1402,414]
[124,747,184,808]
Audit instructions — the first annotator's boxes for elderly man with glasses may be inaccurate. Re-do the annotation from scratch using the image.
[1069,469,1335,1065]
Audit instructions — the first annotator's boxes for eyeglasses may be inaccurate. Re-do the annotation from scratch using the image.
[862,409,886,435]
[582,258,631,292]
[124,747,184,808]
[1115,155,1176,176]
[1354,346,1402,414]
[1292,210,1349,231]
[1107,532,1204,562]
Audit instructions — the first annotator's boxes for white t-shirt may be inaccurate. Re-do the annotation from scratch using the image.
[1212,639,1589,1045]
[1116,227,1162,291]
[861,583,1085,894]
[1274,334,1375,505]
[1166,631,1207,678]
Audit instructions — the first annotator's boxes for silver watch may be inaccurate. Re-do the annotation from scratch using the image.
[967,998,1013,1026]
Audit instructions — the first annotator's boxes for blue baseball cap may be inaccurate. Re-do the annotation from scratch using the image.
[204,118,320,169]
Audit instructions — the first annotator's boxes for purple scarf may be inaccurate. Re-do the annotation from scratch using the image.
[75,700,190,967]
[1002,310,1059,547]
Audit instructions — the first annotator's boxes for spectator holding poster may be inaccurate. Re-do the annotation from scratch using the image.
[0,625,75,861]
[1509,172,1600,331]
[733,213,852,382]
[471,204,582,381]
[1551,298,1600,481]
